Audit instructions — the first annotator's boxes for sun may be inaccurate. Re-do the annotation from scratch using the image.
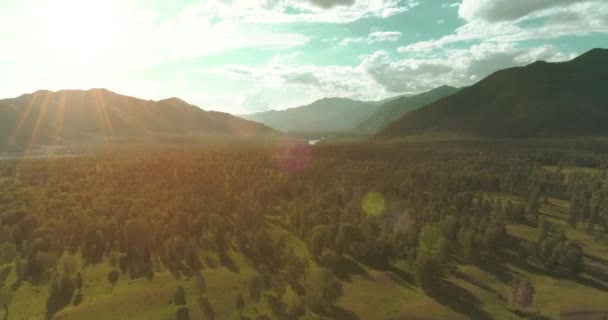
[23,0,136,83]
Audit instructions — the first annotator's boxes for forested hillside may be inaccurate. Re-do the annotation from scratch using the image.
[356,86,459,133]
[0,89,277,151]
[380,48,608,138]
[0,140,607,319]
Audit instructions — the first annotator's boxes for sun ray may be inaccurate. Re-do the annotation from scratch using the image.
[92,90,115,145]
[9,91,43,147]
[52,90,67,142]
[27,91,54,149]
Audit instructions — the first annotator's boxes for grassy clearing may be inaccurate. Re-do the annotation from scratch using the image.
[4,196,608,320]
[8,251,281,320]
[338,269,463,320]
[503,197,608,317]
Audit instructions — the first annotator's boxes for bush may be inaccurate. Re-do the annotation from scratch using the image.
[248,276,263,302]
[305,269,342,313]
[287,296,305,318]
[107,270,119,287]
[198,297,215,320]
[266,293,285,318]
[0,243,17,265]
[75,272,83,290]
[118,254,128,274]
[0,265,12,283]
[46,273,75,319]
[72,292,83,306]
[176,306,190,320]
[511,277,535,310]
[173,285,187,306]
[236,292,245,310]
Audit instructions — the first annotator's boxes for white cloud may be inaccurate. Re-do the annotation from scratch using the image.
[0,0,314,101]
[400,0,608,53]
[216,61,384,100]
[305,0,356,9]
[0,0,421,78]
[189,0,420,24]
[372,43,573,92]
[339,31,402,45]
[398,19,520,52]
[361,51,453,92]
[214,42,573,111]
[459,0,587,22]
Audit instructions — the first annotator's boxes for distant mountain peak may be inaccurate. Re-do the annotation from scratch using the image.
[578,47,608,58]
[436,85,456,90]
[159,97,189,105]
[89,88,111,93]
[356,85,460,133]
[315,97,356,103]
[571,48,608,64]
[239,96,379,132]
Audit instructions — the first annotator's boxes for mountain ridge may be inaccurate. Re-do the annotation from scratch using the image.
[379,48,608,138]
[356,85,460,133]
[240,97,380,132]
[0,88,278,150]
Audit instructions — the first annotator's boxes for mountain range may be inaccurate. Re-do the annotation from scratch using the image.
[0,89,276,150]
[356,85,460,133]
[239,98,380,133]
[239,88,455,134]
[2,48,607,150]
[379,48,608,138]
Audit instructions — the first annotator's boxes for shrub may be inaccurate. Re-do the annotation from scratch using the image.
[173,285,187,306]
[176,306,190,320]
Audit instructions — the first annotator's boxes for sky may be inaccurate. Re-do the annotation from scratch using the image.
[1,0,607,114]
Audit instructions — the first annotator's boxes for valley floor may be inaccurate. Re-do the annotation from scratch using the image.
[1,141,607,320]
[6,194,607,320]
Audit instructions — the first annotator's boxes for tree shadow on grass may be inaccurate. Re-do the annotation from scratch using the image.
[560,310,608,320]
[583,264,608,285]
[10,279,22,291]
[574,276,608,293]
[585,254,608,282]
[351,256,419,288]
[432,279,494,320]
[218,252,240,273]
[163,259,198,279]
[489,244,608,293]
[321,256,371,282]
[585,253,608,267]
[328,306,360,320]
[510,309,554,320]
[385,264,417,289]
[452,268,507,302]
[501,255,546,278]
[478,253,522,284]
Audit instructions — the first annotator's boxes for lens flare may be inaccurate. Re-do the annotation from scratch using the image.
[392,211,413,235]
[273,138,312,173]
[362,192,385,217]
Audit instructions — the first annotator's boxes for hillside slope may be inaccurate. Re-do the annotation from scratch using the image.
[240,97,379,132]
[357,85,460,133]
[379,48,608,138]
[0,89,276,149]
